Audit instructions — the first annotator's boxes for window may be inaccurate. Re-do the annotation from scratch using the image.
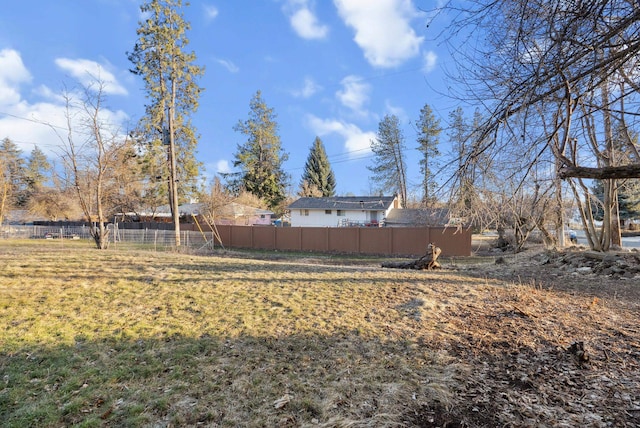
[337,210,345,217]
[325,210,332,215]
[300,209,309,216]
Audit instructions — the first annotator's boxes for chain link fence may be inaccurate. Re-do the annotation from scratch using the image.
[0,225,221,252]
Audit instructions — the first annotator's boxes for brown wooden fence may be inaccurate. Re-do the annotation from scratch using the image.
[176,224,471,257]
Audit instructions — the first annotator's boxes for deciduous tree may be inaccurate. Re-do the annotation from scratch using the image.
[441,0,640,250]
[56,79,140,249]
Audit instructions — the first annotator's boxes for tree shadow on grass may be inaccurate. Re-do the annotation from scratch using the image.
[0,331,465,428]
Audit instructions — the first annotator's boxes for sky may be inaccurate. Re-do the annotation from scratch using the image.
[0,0,460,198]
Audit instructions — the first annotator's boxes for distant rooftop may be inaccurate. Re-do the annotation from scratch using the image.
[384,208,450,226]
[288,196,397,211]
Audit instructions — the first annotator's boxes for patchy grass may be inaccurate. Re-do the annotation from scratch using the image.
[0,240,638,427]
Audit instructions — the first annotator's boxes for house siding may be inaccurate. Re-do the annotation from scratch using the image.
[288,196,397,227]
[290,208,391,227]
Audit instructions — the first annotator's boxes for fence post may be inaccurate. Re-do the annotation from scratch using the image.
[325,227,329,252]
[272,226,277,250]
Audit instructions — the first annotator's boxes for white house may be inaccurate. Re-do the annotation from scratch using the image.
[287,196,399,227]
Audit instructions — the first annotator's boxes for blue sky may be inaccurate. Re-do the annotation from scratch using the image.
[0,0,458,197]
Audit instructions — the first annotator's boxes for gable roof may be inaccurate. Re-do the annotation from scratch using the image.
[384,208,450,226]
[216,202,274,219]
[288,196,396,211]
[129,202,273,218]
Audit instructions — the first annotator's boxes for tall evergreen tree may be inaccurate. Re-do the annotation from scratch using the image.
[229,90,289,210]
[300,136,336,197]
[618,181,640,221]
[415,104,441,205]
[448,108,474,211]
[25,146,51,193]
[613,123,640,222]
[0,138,26,207]
[368,114,407,207]
[128,0,204,246]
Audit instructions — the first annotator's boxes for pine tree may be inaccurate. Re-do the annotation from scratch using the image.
[229,91,289,210]
[448,108,474,210]
[0,138,26,207]
[128,0,204,246]
[368,114,407,207]
[591,123,640,223]
[25,146,51,193]
[415,104,441,205]
[300,137,336,197]
[618,180,640,221]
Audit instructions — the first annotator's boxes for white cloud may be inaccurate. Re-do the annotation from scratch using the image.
[0,49,32,107]
[0,102,68,154]
[422,50,437,72]
[291,8,329,39]
[334,0,424,68]
[215,159,231,174]
[307,114,375,155]
[215,58,239,73]
[283,0,329,40]
[204,4,219,20]
[292,77,321,98]
[55,58,128,95]
[0,50,129,157]
[336,75,370,113]
[384,100,406,120]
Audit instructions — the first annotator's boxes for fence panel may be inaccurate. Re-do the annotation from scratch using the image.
[1,224,472,256]
[358,227,391,255]
[327,228,360,253]
[300,228,330,252]
[252,226,276,250]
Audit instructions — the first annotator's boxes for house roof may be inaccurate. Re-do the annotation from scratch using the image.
[384,208,450,226]
[288,196,396,211]
[216,202,274,219]
[126,202,273,218]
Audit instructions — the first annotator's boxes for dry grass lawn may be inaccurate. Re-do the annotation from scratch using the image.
[0,240,638,427]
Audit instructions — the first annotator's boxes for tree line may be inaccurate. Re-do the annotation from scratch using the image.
[1,0,640,252]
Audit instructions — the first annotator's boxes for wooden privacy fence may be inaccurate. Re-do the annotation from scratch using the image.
[176,224,472,257]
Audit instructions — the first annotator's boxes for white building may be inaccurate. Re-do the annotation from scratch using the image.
[287,196,399,227]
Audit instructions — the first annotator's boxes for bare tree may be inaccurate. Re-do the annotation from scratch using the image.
[55,79,139,249]
[441,0,640,250]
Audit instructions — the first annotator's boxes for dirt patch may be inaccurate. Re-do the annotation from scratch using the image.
[462,244,640,305]
[432,244,640,426]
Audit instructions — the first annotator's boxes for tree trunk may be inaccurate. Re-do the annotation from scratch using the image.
[381,243,442,270]
[558,164,640,179]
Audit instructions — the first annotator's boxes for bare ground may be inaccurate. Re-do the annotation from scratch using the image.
[232,242,640,426]
[418,242,640,427]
